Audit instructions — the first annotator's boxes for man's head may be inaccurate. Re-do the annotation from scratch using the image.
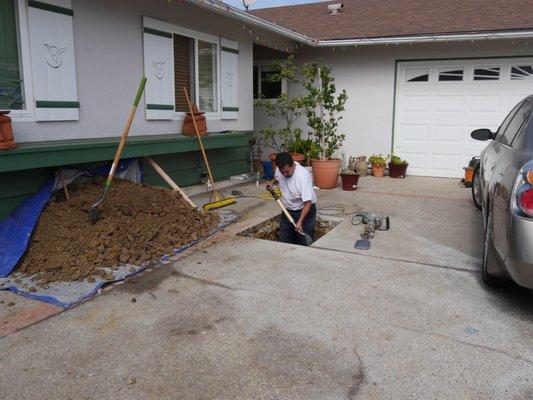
[275,152,295,178]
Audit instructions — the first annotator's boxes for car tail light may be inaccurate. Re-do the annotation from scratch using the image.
[513,161,533,217]
[526,170,533,185]
[519,188,533,216]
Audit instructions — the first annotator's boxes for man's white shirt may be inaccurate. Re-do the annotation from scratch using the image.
[274,162,317,211]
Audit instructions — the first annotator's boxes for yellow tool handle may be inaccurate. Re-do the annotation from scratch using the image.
[277,199,297,225]
[182,87,220,200]
[144,157,197,209]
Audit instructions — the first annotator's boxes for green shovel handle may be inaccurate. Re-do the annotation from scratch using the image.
[133,76,147,107]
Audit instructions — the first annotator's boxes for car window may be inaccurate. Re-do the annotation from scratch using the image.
[497,101,531,146]
[511,102,533,148]
[494,101,523,142]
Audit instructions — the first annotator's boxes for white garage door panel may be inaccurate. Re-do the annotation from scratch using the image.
[394,57,533,177]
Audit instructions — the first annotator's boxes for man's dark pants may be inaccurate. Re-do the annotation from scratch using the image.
[279,203,316,246]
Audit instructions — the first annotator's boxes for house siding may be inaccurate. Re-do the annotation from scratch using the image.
[254,39,533,160]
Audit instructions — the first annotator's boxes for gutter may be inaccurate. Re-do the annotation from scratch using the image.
[316,30,533,47]
[186,0,316,46]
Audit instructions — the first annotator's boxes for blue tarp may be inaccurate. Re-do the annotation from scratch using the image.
[0,176,55,277]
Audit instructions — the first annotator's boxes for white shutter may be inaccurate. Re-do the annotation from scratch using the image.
[28,0,79,121]
[143,25,175,120]
[220,39,238,120]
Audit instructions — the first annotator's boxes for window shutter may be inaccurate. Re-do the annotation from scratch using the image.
[220,39,238,120]
[27,0,79,121]
[143,26,174,120]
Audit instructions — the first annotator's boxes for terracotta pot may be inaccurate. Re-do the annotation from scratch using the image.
[388,162,409,178]
[372,165,386,177]
[341,173,360,191]
[290,152,305,164]
[0,111,17,150]
[311,159,341,189]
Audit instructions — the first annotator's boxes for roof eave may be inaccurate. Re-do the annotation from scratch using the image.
[186,0,316,45]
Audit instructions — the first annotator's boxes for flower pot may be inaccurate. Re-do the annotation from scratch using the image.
[290,152,305,164]
[341,173,360,191]
[356,160,368,176]
[0,111,17,150]
[389,162,408,178]
[372,165,386,177]
[311,159,341,189]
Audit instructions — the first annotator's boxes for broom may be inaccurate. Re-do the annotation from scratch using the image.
[182,87,236,211]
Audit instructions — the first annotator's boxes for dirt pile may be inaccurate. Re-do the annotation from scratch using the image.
[17,178,219,285]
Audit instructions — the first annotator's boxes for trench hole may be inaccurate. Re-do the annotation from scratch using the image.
[238,215,339,243]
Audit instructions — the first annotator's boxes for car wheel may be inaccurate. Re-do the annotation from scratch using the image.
[472,167,482,210]
[482,208,507,287]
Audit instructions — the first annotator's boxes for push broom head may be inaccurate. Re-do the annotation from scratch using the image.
[202,197,236,212]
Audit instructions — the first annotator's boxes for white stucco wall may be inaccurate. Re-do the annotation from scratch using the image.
[254,39,533,161]
[13,0,293,142]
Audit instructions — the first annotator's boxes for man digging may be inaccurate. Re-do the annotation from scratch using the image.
[271,152,317,246]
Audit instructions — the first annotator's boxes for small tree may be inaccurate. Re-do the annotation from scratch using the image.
[301,62,347,160]
[255,56,308,153]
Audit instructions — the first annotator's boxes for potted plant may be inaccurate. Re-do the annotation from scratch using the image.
[302,62,348,189]
[340,168,360,191]
[389,154,409,178]
[255,56,308,169]
[369,154,387,177]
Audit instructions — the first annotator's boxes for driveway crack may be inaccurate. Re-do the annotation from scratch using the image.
[392,323,533,365]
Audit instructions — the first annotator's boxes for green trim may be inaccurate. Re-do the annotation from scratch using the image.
[28,0,73,16]
[147,104,175,110]
[0,131,253,173]
[391,60,398,154]
[143,27,172,39]
[35,100,79,108]
[222,107,239,112]
[221,46,239,55]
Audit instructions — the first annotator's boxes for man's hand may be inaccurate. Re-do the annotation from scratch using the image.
[295,220,304,234]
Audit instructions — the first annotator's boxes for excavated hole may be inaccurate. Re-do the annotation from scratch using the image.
[238,215,339,243]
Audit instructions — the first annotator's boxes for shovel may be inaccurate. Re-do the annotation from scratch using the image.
[89,77,147,224]
[266,185,313,246]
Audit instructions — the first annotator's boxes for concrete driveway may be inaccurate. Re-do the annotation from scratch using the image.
[0,176,531,399]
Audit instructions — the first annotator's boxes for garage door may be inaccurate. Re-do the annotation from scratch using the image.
[394,58,533,177]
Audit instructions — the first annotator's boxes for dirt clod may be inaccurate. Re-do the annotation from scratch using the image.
[7,301,15,307]
[131,297,137,303]
[128,376,136,385]
[17,178,219,285]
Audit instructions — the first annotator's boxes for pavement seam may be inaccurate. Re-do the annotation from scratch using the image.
[311,245,478,274]
[357,189,472,203]
[391,324,533,365]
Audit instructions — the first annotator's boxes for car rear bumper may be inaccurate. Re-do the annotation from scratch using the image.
[506,214,533,289]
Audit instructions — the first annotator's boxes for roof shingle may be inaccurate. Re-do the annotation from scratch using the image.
[249,0,533,41]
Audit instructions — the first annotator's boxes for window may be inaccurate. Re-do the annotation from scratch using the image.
[405,67,429,83]
[173,34,195,112]
[473,66,500,81]
[497,102,531,146]
[253,64,282,99]
[0,0,25,110]
[438,67,464,82]
[198,41,217,112]
[495,101,523,142]
[510,65,533,81]
[172,33,218,113]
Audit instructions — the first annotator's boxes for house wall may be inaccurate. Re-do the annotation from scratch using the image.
[12,0,293,142]
[254,39,533,162]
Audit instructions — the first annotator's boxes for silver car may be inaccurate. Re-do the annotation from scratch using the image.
[471,96,533,289]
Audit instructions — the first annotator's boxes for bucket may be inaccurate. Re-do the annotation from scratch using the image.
[341,173,360,191]
[262,161,274,180]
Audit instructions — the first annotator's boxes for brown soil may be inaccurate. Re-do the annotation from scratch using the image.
[249,218,334,242]
[17,178,219,285]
